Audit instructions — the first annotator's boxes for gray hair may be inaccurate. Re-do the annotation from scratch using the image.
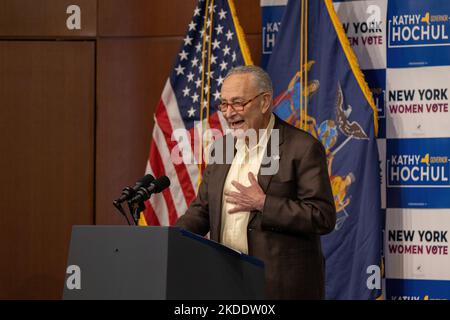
[224,65,273,97]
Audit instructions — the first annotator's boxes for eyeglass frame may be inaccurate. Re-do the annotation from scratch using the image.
[216,91,268,113]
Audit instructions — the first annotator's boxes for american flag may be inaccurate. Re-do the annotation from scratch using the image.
[139,0,253,226]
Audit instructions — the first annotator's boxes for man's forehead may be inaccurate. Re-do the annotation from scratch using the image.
[220,73,256,98]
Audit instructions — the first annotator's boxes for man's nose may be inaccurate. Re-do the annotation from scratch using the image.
[224,104,237,118]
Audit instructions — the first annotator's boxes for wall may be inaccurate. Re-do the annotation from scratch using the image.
[0,0,261,299]
[96,0,262,226]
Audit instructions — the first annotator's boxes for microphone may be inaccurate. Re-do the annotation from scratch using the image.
[114,174,155,204]
[129,176,170,204]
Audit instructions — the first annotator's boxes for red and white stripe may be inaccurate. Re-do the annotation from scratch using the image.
[142,79,224,226]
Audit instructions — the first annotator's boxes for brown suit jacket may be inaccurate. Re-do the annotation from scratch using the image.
[175,115,336,299]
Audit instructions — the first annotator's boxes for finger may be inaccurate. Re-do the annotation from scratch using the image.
[228,206,246,214]
[224,190,241,198]
[224,190,241,199]
[227,191,244,199]
[225,197,238,204]
[231,180,247,192]
[248,172,258,185]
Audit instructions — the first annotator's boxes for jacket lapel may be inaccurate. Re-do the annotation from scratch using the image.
[210,116,286,234]
[210,162,231,242]
[249,116,285,224]
[209,136,235,242]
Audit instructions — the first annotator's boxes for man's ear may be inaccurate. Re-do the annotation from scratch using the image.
[261,94,272,114]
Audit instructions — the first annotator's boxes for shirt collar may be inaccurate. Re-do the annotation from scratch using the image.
[235,113,275,152]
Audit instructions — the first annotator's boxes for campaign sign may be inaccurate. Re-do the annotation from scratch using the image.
[386,138,450,208]
[387,0,450,68]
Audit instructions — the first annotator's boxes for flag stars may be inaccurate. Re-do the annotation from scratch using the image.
[218,9,227,20]
[195,78,202,88]
[175,64,185,75]
[208,4,217,13]
[222,45,231,56]
[179,50,189,61]
[216,75,225,86]
[192,92,199,103]
[211,54,217,64]
[220,61,228,71]
[225,30,234,41]
[206,19,211,28]
[195,42,202,52]
[187,72,195,82]
[212,39,221,50]
[188,21,197,31]
[215,24,224,34]
[187,106,196,118]
[182,86,191,97]
[194,7,201,16]
[191,57,199,67]
[232,51,237,62]
[213,90,221,101]
[184,35,193,46]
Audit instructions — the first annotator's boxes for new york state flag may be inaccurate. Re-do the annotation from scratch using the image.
[266,0,382,299]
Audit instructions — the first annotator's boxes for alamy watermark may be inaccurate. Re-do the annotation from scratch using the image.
[66,265,81,290]
[170,125,280,175]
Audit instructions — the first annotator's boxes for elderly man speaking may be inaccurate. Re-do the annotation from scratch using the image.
[175,65,336,299]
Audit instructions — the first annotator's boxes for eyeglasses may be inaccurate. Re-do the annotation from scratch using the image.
[216,92,267,113]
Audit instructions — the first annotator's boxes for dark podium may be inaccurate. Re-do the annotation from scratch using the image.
[63,226,265,299]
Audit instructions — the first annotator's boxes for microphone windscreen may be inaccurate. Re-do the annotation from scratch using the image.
[138,174,155,188]
[154,176,170,193]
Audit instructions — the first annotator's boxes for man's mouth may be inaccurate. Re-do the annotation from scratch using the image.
[230,119,245,129]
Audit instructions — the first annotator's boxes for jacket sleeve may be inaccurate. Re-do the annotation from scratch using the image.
[174,164,211,236]
[261,139,336,235]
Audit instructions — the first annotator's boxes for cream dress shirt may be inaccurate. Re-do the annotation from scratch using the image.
[220,114,275,253]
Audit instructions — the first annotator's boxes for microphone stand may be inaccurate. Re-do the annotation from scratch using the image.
[127,199,146,226]
[113,200,132,226]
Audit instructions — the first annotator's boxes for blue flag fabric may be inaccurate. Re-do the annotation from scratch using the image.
[266,0,382,299]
